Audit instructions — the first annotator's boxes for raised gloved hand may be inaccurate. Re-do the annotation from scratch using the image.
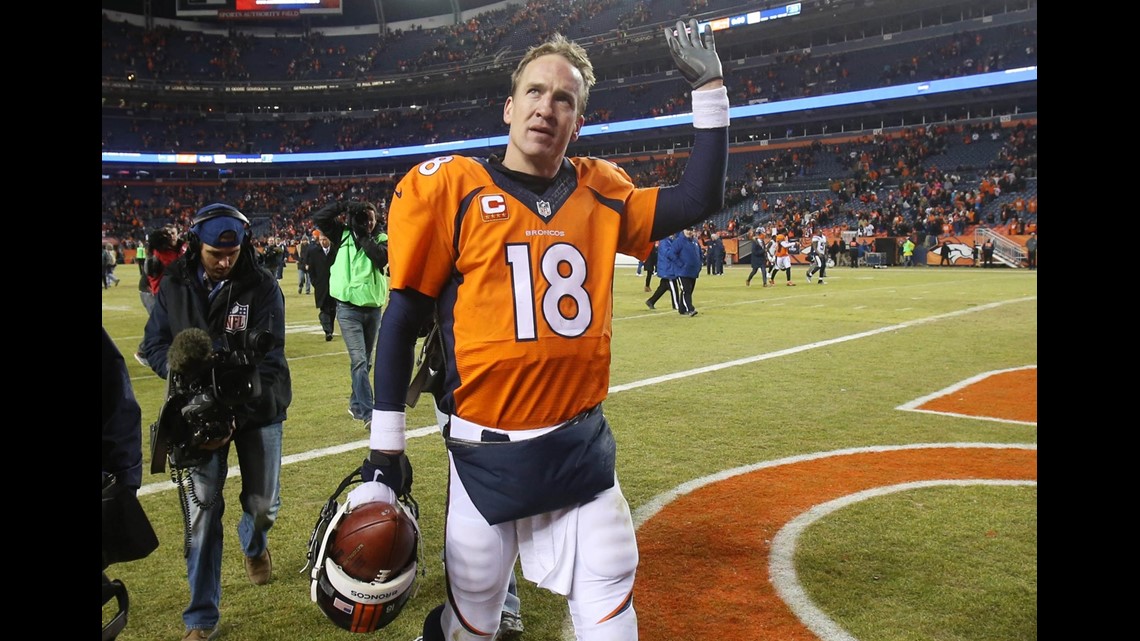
[360,450,413,497]
[664,18,722,90]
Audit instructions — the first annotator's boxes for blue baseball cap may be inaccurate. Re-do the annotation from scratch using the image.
[192,207,248,248]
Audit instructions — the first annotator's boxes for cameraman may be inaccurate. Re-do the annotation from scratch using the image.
[312,200,388,427]
[139,203,292,641]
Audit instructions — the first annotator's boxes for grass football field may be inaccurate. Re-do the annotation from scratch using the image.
[101,261,1037,641]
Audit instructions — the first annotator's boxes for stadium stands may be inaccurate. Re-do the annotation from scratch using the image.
[102,0,1037,254]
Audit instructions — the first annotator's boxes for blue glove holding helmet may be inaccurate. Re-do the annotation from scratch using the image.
[360,450,413,497]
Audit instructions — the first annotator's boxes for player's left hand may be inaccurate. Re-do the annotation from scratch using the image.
[361,450,413,497]
[664,18,723,90]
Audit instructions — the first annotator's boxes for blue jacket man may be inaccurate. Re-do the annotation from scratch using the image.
[674,228,702,315]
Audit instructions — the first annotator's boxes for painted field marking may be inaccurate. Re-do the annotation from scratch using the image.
[897,365,1037,426]
[633,444,1037,641]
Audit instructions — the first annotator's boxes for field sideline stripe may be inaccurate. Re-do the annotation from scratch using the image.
[138,295,1035,497]
[610,296,1035,393]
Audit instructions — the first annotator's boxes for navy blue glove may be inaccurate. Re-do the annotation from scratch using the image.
[361,450,413,497]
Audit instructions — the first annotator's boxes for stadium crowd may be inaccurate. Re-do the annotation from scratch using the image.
[102,7,1036,155]
[102,0,1037,264]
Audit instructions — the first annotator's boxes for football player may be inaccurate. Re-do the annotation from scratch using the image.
[351,21,728,641]
[805,227,828,284]
[771,230,798,286]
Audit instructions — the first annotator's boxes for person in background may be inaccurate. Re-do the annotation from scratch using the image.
[676,227,702,315]
[745,228,770,287]
[982,237,996,267]
[1025,231,1037,269]
[858,239,871,267]
[135,242,147,278]
[706,231,725,276]
[312,200,389,428]
[642,241,658,293]
[350,23,727,641]
[139,203,291,641]
[260,237,286,281]
[135,225,185,368]
[296,237,312,295]
[104,243,121,288]
[805,228,828,284]
[816,230,830,282]
[901,236,916,267]
[940,239,953,266]
[135,239,154,333]
[771,231,797,286]
[137,265,153,318]
[303,230,338,341]
[646,230,682,310]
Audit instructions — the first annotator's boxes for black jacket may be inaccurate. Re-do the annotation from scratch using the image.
[102,327,143,488]
[140,241,292,429]
[303,241,336,310]
[749,239,769,267]
[644,245,658,273]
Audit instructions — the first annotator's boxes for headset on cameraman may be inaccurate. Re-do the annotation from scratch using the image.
[184,203,252,255]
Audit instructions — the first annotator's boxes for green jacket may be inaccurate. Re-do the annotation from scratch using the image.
[329,229,388,308]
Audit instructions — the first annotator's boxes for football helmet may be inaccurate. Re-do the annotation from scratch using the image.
[305,468,421,633]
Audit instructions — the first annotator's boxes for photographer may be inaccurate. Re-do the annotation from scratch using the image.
[312,199,388,428]
[139,203,292,641]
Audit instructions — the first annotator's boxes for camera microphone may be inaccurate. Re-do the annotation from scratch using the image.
[168,327,213,377]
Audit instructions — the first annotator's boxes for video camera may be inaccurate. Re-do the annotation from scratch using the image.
[150,327,275,473]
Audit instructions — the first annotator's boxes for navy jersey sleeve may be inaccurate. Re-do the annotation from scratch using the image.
[650,127,728,240]
[373,288,436,413]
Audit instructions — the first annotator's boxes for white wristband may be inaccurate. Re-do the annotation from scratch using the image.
[691,85,729,129]
[370,409,407,452]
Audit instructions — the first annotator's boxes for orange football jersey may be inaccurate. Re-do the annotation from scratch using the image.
[387,155,657,430]
[775,234,789,257]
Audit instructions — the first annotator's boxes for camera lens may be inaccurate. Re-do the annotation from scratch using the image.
[247,330,276,354]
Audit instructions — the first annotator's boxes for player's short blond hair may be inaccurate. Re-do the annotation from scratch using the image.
[510,33,595,116]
